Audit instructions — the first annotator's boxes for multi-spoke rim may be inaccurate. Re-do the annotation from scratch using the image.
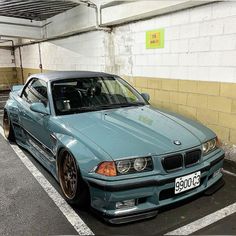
[3,112,10,138]
[59,152,78,199]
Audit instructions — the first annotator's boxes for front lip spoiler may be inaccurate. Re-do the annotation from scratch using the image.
[93,208,158,225]
[93,177,224,225]
[87,154,225,192]
[204,177,225,195]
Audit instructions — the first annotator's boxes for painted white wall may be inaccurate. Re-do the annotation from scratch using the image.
[15,1,236,83]
[0,49,14,67]
[15,44,40,69]
[16,31,110,73]
[114,1,236,82]
[41,31,108,72]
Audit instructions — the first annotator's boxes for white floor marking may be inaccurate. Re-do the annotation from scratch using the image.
[166,202,236,235]
[165,158,236,235]
[222,169,236,178]
[0,127,94,236]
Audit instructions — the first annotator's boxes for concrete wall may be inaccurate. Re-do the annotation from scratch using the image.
[0,48,17,90]
[43,5,96,38]
[13,1,236,152]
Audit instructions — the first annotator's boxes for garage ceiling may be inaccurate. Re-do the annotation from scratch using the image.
[0,0,80,21]
[0,0,215,40]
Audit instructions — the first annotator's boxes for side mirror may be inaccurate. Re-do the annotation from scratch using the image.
[30,102,49,115]
[141,93,150,102]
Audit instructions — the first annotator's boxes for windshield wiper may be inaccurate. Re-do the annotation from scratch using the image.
[70,107,101,113]
[113,102,146,107]
[96,102,146,109]
[68,103,146,114]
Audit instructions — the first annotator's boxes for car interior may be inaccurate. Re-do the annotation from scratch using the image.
[52,78,131,114]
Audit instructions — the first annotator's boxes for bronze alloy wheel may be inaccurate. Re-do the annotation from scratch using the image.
[3,111,10,138]
[59,152,78,200]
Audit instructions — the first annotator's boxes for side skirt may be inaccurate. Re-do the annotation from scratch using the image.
[14,128,58,180]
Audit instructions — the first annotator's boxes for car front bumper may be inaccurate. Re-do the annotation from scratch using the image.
[86,150,225,224]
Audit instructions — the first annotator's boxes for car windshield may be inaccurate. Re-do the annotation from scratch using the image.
[51,76,147,115]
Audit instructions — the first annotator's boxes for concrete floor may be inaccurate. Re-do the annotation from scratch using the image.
[0,134,77,235]
[0,129,236,235]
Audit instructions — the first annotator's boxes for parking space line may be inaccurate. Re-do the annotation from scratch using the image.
[0,127,94,236]
[165,202,236,235]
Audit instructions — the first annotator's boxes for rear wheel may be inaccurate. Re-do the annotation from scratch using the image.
[58,150,90,207]
[3,111,15,141]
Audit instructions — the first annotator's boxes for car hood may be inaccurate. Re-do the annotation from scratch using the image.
[58,106,214,160]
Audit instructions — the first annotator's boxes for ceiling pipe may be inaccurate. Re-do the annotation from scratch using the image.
[14,27,101,47]
[0,39,15,49]
[18,46,24,83]
[38,43,43,73]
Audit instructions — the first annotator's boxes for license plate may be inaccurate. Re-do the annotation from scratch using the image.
[175,171,201,194]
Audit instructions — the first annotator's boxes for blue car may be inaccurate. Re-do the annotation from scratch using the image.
[3,71,224,224]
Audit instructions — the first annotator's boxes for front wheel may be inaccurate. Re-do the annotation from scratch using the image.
[3,111,15,141]
[58,150,90,208]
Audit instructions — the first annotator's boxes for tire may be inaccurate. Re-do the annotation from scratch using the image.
[3,111,15,142]
[58,149,90,208]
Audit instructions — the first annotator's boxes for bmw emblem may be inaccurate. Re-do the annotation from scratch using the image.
[174,140,181,145]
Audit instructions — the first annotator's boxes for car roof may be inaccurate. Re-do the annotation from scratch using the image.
[27,71,116,82]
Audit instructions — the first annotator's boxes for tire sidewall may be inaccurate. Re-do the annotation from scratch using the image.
[58,149,90,207]
[3,110,15,141]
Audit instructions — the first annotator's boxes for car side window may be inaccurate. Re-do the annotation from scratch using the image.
[22,78,48,106]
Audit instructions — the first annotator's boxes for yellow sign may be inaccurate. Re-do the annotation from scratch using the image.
[146,29,165,49]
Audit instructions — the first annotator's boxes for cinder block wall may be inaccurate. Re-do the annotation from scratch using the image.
[125,76,236,144]
[0,48,17,90]
[13,1,236,148]
[113,1,236,147]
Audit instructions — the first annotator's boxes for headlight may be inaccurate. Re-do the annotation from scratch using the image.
[116,160,131,174]
[133,157,147,171]
[116,156,153,175]
[209,138,216,150]
[95,157,153,176]
[202,138,218,155]
[202,142,210,153]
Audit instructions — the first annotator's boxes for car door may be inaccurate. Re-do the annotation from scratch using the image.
[19,78,54,161]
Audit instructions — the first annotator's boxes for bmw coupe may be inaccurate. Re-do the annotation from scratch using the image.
[3,71,225,224]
